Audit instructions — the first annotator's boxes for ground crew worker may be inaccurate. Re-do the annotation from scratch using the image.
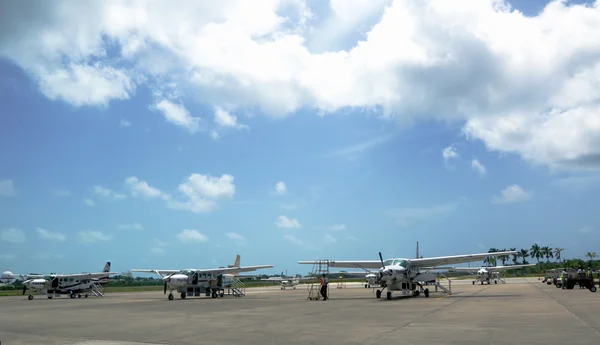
[561,270,567,289]
[320,274,328,301]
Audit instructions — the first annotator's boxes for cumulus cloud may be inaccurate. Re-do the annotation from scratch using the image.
[275,215,302,229]
[36,227,66,242]
[0,179,16,196]
[78,230,113,243]
[442,145,459,162]
[152,99,201,133]
[2,1,600,168]
[492,184,532,204]
[168,173,235,213]
[274,181,287,195]
[93,185,126,199]
[225,232,247,246]
[214,107,249,130]
[471,159,487,176]
[0,228,26,243]
[177,229,209,244]
[125,177,168,199]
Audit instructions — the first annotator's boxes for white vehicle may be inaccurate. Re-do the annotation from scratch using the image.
[450,264,535,285]
[299,249,517,300]
[17,262,117,300]
[132,255,273,300]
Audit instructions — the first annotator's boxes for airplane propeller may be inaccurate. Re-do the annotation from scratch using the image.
[378,252,386,281]
[163,281,167,294]
[22,284,27,296]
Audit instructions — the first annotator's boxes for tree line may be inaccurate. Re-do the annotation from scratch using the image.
[484,245,598,271]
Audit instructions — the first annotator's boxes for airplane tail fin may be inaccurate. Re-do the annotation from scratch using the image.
[416,241,419,259]
[103,262,111,273]
[233,254,240,268]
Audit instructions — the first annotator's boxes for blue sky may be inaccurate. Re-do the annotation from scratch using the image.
[1,0,599,275]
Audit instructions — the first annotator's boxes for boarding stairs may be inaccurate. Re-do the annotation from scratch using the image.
[89,282,104,297]
[431,272,452,295]
[307,260,329,301]
[230,278,246,297]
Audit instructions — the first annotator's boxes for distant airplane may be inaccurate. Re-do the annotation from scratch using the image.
[450,264,535,285]
[262,275,312,290]
[19,262,117,300]
[132,255,274,300]
[299,248,518,300]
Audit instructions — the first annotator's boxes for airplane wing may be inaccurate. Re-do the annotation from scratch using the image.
[297,260,382,270]
[195,265,274,275]
[484,264,536,272]
[55,272,119,279]
[131,269,180,278]
[410,251,518,268]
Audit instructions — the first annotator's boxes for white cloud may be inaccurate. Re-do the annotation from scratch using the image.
[210,130,220,140]
[324,234,337,244]
[83,198,95,206]
[151,238,169,254]
[168,173,235,213]
[0,228,26,243]
[152,99,201,133]
[93,185,126,199]
[0,179,16,196]
[225,232,247,246]
[3,1,600,169]
[78,230,112,243]
[36,227,66,242]
[214,107,249,130]
[119,119,132,127]
[492,185,532,204]
[283,234,304,247]
[327,224,346,231]
[117,222,143,231]
[471,159,487,176]
[274,181,287,195]
[275,215,302,229]
[125,177,168,199]
[387,203,457,227]
[327,134,393,161]
[442,146,459,162]
[177,229,209,244]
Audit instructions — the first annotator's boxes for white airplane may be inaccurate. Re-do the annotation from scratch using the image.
[450,264,535,285]
[132,256,274,300]
[262,275,312,290]
[19,262,117,300]
[298,249,518,300]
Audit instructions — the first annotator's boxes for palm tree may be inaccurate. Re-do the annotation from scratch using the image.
[519,248,529,264]
[585,252,598,268]
[498,248,509,266]
[554,247,564,262]
[541,246,553,263]
[530,244,542,269]
[484,248,498,266]
[510,248,518,265]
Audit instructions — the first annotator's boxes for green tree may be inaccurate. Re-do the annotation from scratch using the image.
[530,244,542,269]
[510,248,518,265]
[554,247,564,262]
[519,248,529,264]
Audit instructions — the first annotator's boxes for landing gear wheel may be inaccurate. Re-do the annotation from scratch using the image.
[365,284,368,288]
[386,291,392,300]
[591,286,597,293]
[77,294,81,298]
[494,280,497,284]
[413,290,420,297]
[376,290,382,299]
[220,291,224,297]
[472,281,475,285]
[424,288,430,298]
[70,293,75,299]
[28,295,33,300]
[168,293,174,301]
[212,291,218,298]
[48,296,53,299]
[180,292,186,299]
[84,294,88,298]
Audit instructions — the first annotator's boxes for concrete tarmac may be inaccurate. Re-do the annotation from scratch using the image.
[1,278,599,345]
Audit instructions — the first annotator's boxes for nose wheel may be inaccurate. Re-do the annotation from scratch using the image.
[28,295,33,300]
[168,293,174,300]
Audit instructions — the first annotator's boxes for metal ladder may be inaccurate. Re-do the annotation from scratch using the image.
[89,282,104,297]
[432,272,452,295]
[307,260,329,300]
[231,278,245,297]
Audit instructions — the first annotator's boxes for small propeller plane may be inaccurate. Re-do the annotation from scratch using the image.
[299,248,518,300]
[19,262,117,300]
[132,255,274,300]
[449,264,535,285]
[262,274,313,290]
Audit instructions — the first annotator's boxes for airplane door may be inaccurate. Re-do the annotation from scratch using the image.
[217,274,223,287]
[192,272,198,285]
[51,277,59,289]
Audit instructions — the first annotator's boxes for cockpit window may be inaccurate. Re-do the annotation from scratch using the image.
[392,259,408,268]
[180,269,195,277]
[383,259,394,266]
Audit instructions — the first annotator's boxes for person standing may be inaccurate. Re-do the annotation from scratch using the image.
[320,274,328,301]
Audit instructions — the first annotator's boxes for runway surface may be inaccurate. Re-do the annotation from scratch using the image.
[1,278,599,344]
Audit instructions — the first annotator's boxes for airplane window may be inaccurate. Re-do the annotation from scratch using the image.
[383,259,394,266]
